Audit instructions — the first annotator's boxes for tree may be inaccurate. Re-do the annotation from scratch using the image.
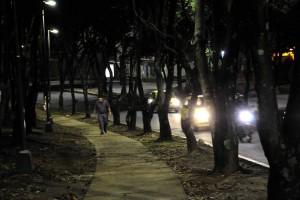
[0,0,12,136]
[250,0,300,198]
[180,85,200,152]
[1,0,42,145]
[131,0,177,139]
[192,0,241,174]
[176,0,199,152]
[278,39,300,199]
[126,46,138,130]
[150,0,177,141]
[63,29,80,115]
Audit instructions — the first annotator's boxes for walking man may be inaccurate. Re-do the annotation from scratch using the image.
[93,95,111,135]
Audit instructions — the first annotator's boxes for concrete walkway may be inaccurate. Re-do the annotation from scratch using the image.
[36,109,187,200]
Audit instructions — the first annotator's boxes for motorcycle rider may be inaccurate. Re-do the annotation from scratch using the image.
[233,93,255,143]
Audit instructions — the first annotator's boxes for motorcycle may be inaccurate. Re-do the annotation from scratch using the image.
[234,94,256,143]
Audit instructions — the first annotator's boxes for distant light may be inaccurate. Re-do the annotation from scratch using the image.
[221,50,225,58]
[44,0,56,6]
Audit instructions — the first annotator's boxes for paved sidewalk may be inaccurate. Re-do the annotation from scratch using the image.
[36,110,187,200]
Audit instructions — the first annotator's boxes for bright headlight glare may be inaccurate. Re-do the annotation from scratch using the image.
[171,98,180,106]
[196,98,202,105]
[238,110,254,123]
[184,100,189,106]
[148,98,153,104]
[194,108,209,122]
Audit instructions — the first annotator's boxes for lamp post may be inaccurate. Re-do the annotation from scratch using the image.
[46,28,59,124]
[42,0,56,132]
[48,30,59,60]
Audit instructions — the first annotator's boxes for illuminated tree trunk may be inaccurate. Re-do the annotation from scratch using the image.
[194,0,239,174]
[181,91,199,152]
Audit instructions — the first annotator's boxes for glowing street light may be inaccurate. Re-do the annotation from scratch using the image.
[49,29,59,34]
[44,0,56,6]
[48,29,59,62]
[48,29,59,60]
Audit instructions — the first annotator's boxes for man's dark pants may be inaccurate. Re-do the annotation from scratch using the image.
[97,113,108,134]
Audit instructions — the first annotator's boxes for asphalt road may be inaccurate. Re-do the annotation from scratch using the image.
[37,81,289,168]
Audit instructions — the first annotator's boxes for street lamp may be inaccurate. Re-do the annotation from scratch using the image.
[44,0,56,6]
[42,0,56,132]
[46,28,59,123]
[48,29,59,62]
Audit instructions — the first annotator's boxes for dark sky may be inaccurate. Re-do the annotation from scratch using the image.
[15,0,131,31]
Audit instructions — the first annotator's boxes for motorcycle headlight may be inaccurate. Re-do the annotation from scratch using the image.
[171,98,180,106]
[148,98,154,104]
[238,110,254,123]
[194,108,209,122]
[184,100,189,106]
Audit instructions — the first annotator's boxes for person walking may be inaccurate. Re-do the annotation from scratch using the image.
[93,95,111,135]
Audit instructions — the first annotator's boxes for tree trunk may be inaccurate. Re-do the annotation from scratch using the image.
[133,14,150,134]
[58,52,66,109]
[126,87,137,130]
[249,0,286,199]
[80,58,91,118]
[109,53,121,125]
[25,87,38,134]
[94,51,104,96]
[24,6,41,133]
[0,85,9,136]
[179,42,204,149]
[119,38,128,101]
[194,0,239,174]
[181,92,199,152]
[157,0,177,142]
[0,0,12,134]
[126,54,137,130]
[154,51,172,141]
[275,41,300,199]
[67,57,77,115]
[70,80,76,115]
[142,98,154,134]
[83,83,90,118]
[111,99,120,125]
[157,103,172,141]
[252,0,280,168]
[176,58,183,93]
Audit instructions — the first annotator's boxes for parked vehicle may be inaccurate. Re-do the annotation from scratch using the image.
[147,90,181,113]
[181,95,210,131]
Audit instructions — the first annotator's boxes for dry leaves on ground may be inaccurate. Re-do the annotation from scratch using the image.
[1,111,268,200]
[0,120,96,200]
